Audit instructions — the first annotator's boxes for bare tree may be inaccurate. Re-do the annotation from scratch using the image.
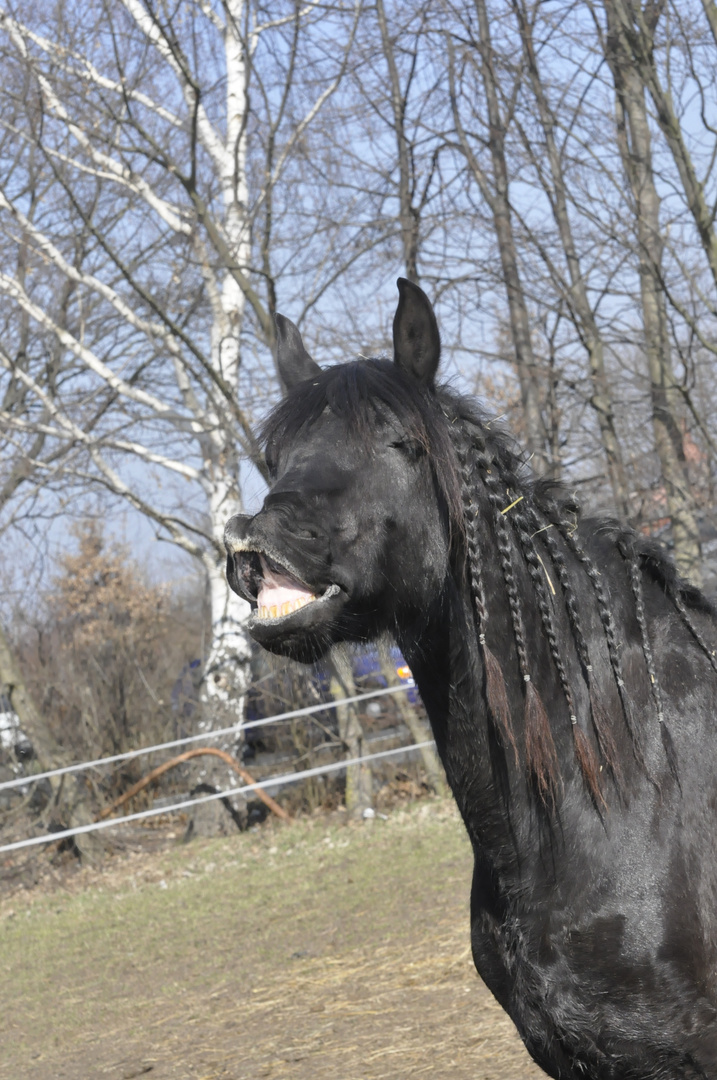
[509,0,632,516]
[373,0,427,281]
[602,0,703,581]
[445,0,551,469]
[0,0,360,731]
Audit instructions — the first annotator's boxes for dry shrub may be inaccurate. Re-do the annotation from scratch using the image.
[19,521,203,797]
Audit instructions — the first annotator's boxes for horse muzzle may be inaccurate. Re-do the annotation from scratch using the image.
[224,513,347,661]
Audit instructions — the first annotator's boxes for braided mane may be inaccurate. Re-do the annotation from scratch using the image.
[263,358,716,803]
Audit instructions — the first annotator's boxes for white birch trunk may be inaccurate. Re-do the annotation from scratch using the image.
[188,3,255,830]
[0,1,359,836]
[200,0,253,735]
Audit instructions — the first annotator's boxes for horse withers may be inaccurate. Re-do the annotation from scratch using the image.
[225,278,717,1079]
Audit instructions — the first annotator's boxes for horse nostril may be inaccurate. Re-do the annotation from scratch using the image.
[224,513,253,551]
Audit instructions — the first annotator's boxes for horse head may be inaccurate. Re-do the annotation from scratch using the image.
[224,279,454,663]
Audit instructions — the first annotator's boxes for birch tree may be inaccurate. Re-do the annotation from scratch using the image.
[0,0,360,736]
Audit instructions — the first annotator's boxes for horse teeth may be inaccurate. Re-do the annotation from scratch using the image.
[258,596,318,620]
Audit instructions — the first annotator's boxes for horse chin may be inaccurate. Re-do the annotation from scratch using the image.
[248,587,347,663]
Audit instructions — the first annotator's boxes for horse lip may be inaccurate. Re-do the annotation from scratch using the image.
[229,540,314,595]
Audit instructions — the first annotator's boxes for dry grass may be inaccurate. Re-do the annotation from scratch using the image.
[0,801,546,1080]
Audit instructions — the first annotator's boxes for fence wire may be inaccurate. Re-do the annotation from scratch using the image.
[0,684,411,793]
[0,740,435,855]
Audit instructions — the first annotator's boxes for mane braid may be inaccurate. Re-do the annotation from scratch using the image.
[447,401,628,801]
[511,501,604,805]
[452,424,516,761]
[472,443,560,802]
[670,591,717,676]
[559,525,643,764]
[627,552,664,723]
[537,518,621,785]
[622,547,681,784]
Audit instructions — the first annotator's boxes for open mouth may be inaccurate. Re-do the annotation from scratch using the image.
[226,538,358,662]
[231,548,342,627]
[255,554,340,622]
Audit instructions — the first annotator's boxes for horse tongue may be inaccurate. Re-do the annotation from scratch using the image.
[257,555,316,617]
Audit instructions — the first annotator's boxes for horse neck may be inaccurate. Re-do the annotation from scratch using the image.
[396,560,530,869]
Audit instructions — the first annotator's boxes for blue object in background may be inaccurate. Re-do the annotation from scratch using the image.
[348,646,418,705]
[171,658,202,720]
[172,646,418,730]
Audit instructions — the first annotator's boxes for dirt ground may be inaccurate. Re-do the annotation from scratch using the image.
[0,800,546,1080]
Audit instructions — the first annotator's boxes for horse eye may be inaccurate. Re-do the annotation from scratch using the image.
[264,446,278,477]
[390,439,424,461]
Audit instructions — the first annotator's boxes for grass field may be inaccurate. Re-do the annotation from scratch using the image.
[0,800,546,1079]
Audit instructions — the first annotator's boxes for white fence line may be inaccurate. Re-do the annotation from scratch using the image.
[0,684,412,793]
[0,741,435,855]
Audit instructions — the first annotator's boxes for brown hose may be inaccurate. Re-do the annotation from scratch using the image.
[96,746,291,823]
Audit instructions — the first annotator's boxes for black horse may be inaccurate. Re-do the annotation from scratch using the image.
[225,279,717,1079]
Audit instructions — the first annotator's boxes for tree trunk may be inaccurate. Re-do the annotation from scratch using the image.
[375,0,420,281]
[187,1,255,831]
[201,0,253,713]
[329,649,373,818]
[512,0,631,519]
[609,0,717,295]
[700,0,717,48]
[378,644,447,797]
[471,0,550,470]
[604,1,702,582]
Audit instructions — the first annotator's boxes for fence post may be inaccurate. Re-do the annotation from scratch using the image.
[329,648,373,818]
[378,642,448,797]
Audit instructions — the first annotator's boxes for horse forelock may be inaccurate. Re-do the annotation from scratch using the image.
[261,359,470,540]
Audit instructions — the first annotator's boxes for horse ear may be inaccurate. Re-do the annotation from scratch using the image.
[275,313,321,392]
[393,278,441,388]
